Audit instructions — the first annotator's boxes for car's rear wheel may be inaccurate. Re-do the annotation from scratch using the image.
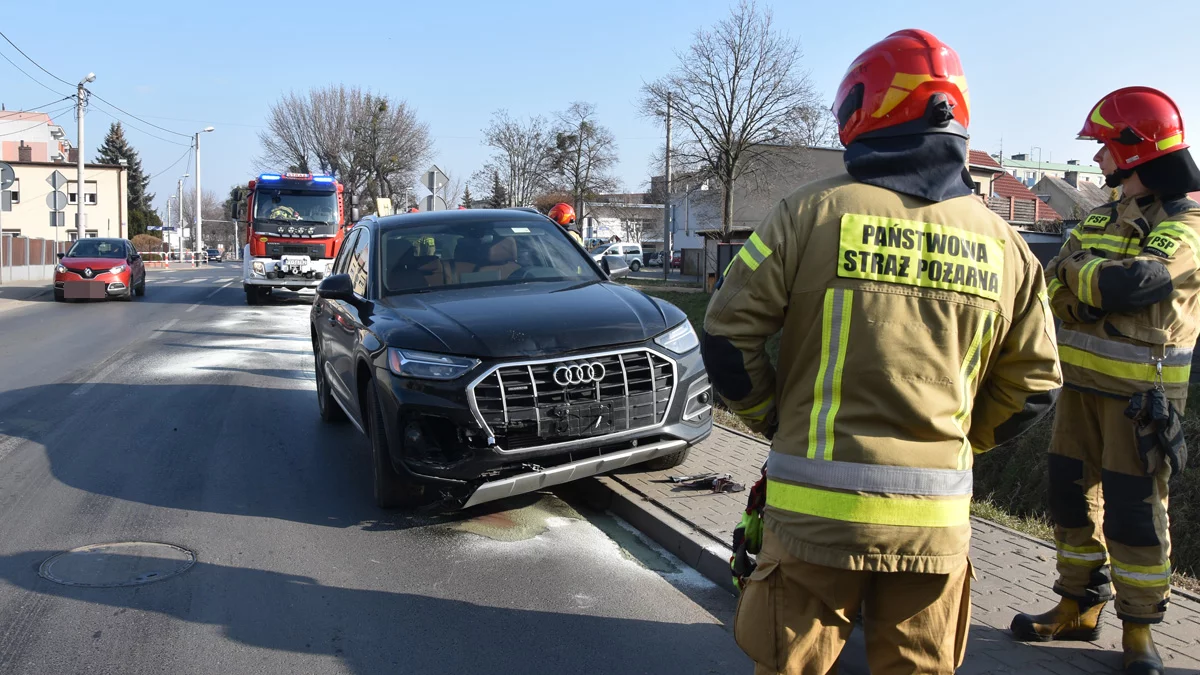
[630,260,642,272]
[641,447,691,471]
[313,344,346,424]
[364,382,425,509]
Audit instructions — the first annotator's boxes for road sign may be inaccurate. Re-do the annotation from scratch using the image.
[46,170,68,191]
[423,165,448,193]
[47,191,69,211]
[49,212,65,227]
[375,198,394,217]
[422,194,447,212]
[0,162,14,190]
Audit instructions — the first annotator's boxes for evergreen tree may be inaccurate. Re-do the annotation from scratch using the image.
[488,171,508,209]
[95,122,157,237]
[460,185,473,209]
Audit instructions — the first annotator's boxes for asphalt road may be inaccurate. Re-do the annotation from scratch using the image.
[0,264,746,674]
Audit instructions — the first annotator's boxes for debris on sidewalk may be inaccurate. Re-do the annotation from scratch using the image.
[656,472,745,493]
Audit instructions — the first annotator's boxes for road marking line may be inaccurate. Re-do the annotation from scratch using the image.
[71,354,135,397]
[204,280,235,300]
[158,318,180,332]
[184,278,207,284]
[186,304,200,312]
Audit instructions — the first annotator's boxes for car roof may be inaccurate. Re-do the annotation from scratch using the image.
[72,238,126,245]
[368,208,552,232]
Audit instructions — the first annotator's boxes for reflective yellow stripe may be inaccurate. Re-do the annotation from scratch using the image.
[1047,279,1064,298]
[766,480,970,527]
[1078,232,1140,256]
[1156,133,1183,151]
[1090,101,1114,129]
[1056,542,1108,567]
[1112,560,1171,588]
[1059,344,1191,384]
[953,312,996,469]
[1078,258,1105,305]
[807,289,852,460]
[735,232,773,272]
[1058,542,1107,554]
[1151,222,1200,267]
[735,396,774,422]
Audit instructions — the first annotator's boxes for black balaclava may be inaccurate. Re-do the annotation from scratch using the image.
[843,95,975,203]
[1133,148,1200,196]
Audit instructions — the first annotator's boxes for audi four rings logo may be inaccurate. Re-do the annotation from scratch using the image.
[553,362,606,386]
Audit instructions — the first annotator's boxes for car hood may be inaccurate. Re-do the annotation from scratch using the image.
[60,257,127,270]
[373,281,686,359]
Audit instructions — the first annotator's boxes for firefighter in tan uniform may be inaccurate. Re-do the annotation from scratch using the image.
[703,29,1063,674]
[1011,87,1198,675]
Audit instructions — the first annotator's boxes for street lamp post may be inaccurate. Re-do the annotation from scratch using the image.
[193,127,214,266]
[176,174,188,261]
[75,72,96,241]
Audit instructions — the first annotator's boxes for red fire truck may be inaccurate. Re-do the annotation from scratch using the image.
[234,172,357,305]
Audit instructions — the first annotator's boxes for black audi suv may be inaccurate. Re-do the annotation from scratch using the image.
[311,209,713,509]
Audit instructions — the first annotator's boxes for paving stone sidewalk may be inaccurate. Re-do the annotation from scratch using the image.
[610,425,1200,674]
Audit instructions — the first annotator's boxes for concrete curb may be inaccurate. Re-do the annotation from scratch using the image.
[573,476,736,593]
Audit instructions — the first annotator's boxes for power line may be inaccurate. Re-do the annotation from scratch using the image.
[0,104,75,137]
[0,48,69,98]
[0,29,73,87]
[86,91,191,138]
[148,144,194,180]
[0,96,72,119]
[88,102,190,147]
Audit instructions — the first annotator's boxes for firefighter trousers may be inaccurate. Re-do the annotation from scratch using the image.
[733,527,972,675]
[1049,388,1175,623]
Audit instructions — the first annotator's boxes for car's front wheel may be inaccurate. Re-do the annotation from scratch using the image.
[135,278,145,297]
[313,344,346,424]
[364,381,425,509]
[53,290,65,302]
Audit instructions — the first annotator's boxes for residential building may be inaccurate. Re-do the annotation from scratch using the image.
[1033,174,1112,227]
[968,150,1004,197]
[0,160,129,240]
[580,197,663,249]
[0,110,71,163]
[1002,154,1105,189]
[989,172,1062,227]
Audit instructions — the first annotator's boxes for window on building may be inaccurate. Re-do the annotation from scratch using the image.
[971,180,982,195]
[8,178,18,204]
[67,181,99,206]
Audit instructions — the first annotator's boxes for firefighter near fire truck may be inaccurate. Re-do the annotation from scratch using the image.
[233,173,358,305]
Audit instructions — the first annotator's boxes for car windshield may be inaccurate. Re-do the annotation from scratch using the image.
[381,219,599,295]
[253,189,338,225]
[588,244,611,255]
[67,239,126,259]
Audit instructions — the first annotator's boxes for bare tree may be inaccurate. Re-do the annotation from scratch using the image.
[482,110,555,207]
[180,187,226,250]
[641,0,824,240]
[256,85,434,207]
[551,102,620,218]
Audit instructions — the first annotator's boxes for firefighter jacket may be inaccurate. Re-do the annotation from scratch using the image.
[703,174,1063,574]
[1045,194,1200,403]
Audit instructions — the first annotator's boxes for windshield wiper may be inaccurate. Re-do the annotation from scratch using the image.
[551,279,603,293]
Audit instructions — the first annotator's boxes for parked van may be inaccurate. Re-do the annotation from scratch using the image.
[591,242,645,272]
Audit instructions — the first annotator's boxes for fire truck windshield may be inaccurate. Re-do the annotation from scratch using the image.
[253,190,338,232]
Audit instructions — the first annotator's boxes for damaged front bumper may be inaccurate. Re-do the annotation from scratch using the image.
[372,344,712,509]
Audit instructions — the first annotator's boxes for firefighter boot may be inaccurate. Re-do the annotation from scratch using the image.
[1010,598,1105,641]
[1122,623,1163,675]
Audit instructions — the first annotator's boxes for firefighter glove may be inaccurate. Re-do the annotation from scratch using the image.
[1126,389,1188,478]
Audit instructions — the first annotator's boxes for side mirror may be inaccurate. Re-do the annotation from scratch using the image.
[316,273,355,301]
[230,202,241,221]
[350,207,360,222]
[56,252,66,260]
[131,252,142,261]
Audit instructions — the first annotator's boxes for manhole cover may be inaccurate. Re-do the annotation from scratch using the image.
[39,542,195,588]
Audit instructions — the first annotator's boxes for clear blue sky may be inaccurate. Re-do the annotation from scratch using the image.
[4,0,1199,216]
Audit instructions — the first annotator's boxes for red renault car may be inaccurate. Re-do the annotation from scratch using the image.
[54,238,146,302]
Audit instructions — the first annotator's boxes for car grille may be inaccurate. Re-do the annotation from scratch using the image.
[470,350,675,451]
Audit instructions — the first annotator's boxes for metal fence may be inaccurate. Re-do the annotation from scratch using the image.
[1,235,71,283]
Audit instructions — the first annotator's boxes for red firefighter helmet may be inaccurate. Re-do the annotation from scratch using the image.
[548,203,576,226]
[1078,87,1188,170]
[832,29,970,147]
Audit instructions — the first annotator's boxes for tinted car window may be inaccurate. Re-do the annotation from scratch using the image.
[333,229,360,275]
[381,219,598,295]
[347,229,370,296]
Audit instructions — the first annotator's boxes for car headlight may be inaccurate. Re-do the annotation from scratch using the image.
[388,348,478,380]
[655,321,699,354]
[55,264,67,274]
[109,264,128,274]
[325,262,333,275]
[252,261,266,275]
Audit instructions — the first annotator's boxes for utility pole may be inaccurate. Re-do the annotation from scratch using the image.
[177,174,187,261]
[193,127,214,265]
[76,73,95,240]
[663,93,672,281]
